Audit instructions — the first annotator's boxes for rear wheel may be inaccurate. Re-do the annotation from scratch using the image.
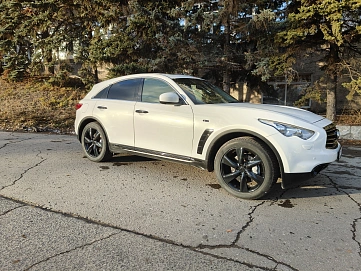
[81,122,112,162]
[214,137,279,199]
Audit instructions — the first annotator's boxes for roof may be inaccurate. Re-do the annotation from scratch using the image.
[87,73,201,97]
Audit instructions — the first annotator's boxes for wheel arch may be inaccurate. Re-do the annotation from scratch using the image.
[77,117,108,143]
[205,130,284,177]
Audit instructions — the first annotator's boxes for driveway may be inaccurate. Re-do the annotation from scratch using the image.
[0,131,360,270]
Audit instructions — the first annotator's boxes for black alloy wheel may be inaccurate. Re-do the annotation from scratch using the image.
[81,122,112,162]
[214,137,279,199]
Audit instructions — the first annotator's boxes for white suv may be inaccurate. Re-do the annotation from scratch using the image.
[75,73,342,199]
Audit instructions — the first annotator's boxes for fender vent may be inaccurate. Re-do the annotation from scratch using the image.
[197,129,214,154]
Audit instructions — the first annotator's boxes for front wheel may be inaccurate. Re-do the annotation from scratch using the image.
[214,137,279,200]
[81,122,112,162]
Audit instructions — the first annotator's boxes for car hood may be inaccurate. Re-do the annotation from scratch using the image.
[208,103,325,124]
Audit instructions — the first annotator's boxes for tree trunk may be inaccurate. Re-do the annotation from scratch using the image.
[326,43,339,121]
[223,17,231,94]
[223,70,230,94]
[326,75,337,121]
[42,30,54,75]
[44,51,54,75]
[94,65,99,83]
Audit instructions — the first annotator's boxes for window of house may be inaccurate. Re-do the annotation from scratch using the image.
[265,74,312,108]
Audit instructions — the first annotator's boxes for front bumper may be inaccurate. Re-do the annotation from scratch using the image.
[281,145,342,189]
[281,163,329,189]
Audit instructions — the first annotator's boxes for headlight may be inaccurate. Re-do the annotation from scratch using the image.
[259,119,315,140]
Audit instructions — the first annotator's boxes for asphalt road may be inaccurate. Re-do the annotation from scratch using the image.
[0,131,360,271]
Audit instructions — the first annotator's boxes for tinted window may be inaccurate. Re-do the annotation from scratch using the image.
[93,86,110,99]
[174,78,239,104]
[107,79,141,101]
[142,78,175,103]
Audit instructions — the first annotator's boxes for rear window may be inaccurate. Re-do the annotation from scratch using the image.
[93,86,110,99]
[107,79,142,101]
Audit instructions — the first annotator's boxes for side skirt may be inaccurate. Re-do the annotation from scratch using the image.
[109,143,207,170]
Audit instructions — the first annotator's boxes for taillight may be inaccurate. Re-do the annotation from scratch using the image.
[75,103,83,110]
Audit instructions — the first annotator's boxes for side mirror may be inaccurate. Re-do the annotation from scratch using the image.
[159,92,180,104]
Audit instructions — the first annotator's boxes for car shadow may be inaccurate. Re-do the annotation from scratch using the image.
[111,154,157,163]
[263,176,361,200]
[108,151,361,201]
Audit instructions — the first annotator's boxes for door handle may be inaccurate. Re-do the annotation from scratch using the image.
[97,106,107,109]
[135,110,149,114]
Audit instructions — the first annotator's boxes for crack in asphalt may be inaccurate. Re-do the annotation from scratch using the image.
[192,201,298,271]
[0,151,47,191]
[195,202,263,252]
[323,173,361,258]
[0,135,34,150]
[0,204,25,216]
[1,195,290,271]
[233,201,265,245]
[0,136,291,270]
[277,173,361,260]
[194,243,298,271]
[336,185,361,191]
[24,232,121,271]
[333,164,361,170]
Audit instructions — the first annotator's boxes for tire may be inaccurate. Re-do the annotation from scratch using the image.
[214,137,279,200]
[81,122,112,162]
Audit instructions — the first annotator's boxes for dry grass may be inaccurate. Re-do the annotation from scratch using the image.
[335,112,361,125]
[0,78,87,133]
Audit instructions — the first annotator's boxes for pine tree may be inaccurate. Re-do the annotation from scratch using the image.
[93,0,198,77]
[276,0,361,120]
[0,0,32,80]
[180,0,285,91]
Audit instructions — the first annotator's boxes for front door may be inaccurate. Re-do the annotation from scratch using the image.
[134,78,194,157]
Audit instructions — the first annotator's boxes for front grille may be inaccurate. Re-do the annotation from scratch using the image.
[324,123,339,149]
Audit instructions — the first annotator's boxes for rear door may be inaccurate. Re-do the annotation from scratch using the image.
[92,78,142,146]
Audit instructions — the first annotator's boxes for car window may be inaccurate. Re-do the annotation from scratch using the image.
[93,85,110,99]
[174,78,239,104]
[107,79,141,101]
[141,78,175,103]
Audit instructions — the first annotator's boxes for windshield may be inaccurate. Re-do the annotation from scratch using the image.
[173,78,239,104]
